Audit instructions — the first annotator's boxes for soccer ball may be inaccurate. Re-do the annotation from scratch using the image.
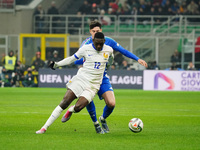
[128,118,143,133]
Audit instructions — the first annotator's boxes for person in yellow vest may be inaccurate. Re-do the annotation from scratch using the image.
[3,50,17,76]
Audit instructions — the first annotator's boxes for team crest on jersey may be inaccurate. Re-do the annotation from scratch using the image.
[103,53,109,59]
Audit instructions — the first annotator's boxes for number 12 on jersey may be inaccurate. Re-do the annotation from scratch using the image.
[94,62,101,69]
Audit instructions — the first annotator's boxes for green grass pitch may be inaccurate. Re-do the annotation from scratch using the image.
[0,88,199,150]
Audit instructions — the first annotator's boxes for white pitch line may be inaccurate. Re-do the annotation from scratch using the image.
[0,112,199,117]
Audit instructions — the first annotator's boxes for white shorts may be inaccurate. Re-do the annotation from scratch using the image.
[66,75,98,103]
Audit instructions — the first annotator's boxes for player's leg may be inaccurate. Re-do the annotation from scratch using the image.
[62,96,89,122]
[86,101,98,123]
[36,89,76,134]
[98,76,115,133]
[86,101,104,134]
[99,90,115,133]
[101,90,115,119]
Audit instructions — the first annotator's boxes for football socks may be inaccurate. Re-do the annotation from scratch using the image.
[86,101,97,122]
[103,105,114,119]
[42,105,63,130]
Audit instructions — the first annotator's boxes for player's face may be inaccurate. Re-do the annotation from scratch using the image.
[90,27,102,39]
[93,38,105,51]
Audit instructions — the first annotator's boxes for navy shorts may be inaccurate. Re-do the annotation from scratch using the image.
[97,75,113,100]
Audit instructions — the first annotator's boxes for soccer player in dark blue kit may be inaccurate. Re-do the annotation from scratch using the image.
[62,21,148,134]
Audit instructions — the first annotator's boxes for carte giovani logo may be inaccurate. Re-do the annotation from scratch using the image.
[154,73,175,90]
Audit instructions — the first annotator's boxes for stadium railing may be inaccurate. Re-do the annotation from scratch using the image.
[33,15,200,36]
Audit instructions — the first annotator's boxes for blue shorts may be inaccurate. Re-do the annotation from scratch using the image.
[97,75,113,100]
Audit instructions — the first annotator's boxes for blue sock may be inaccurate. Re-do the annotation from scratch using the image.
[103,105,114,119]
[86,101,97,122]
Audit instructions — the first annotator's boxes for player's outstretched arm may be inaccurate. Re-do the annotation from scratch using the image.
[138,59,148,68]
[49,55,78,70]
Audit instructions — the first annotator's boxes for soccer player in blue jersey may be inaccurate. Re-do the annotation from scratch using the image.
[62,21,148,134]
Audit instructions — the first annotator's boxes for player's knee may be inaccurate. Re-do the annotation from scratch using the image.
[74,104,82,112]
[59,98,71,110]
[107,100,115,108]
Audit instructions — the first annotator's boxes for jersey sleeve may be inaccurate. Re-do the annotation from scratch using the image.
[108,38,140,61]
[55,47,85,67]
[74,47,85,59]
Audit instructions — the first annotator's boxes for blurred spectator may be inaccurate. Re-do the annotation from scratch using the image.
[179,1,188,14]
[166,62,184,70]
[147,60,160,70]
[110,64,116,70]
[99,0,108,12]
[162,0,171,14]
[171,49,181,63]
[0,53,6,66]
[100,9,111,25]
[1,66,14,87]
[32,51,41,64]
[51,50,61,62]
[32,52,45,71]
[153,0,162,5]
[171,2,179,14]
[13,60,25,87]
[47,1,59,33]
[187,62,196,70]
[121,60,131,70]
[145,1,152,13]
[121,0,131,15]
[167,7,174,15]
[22,67,37,87]
[33,4,45,33]
[79,0,91,15]
[195,36,200,69]
[176,0,187,6]
[46,51,53,63]
[109,0,119,14]
[152,60,160,70]
[149,7,156,16]
[130,6,138,15]
[3,50,17,77]
[114,52,124,68]
[89,3,99,21]
[187,0,198,15]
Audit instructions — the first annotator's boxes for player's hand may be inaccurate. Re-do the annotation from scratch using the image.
[49,61,56,70]
[138,59,148,68]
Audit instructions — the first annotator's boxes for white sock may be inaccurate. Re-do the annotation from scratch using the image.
[42,105,63,130]
[100,116,105,120]
[68,105,75,113]
[94,121,99,125]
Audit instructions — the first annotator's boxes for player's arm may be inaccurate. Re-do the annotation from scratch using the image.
[49,48,84,70]
[111,40,148,67]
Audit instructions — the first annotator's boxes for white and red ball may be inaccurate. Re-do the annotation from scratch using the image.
[128,118,143,133]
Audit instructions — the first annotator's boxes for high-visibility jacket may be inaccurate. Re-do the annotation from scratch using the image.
[5,56,16,70]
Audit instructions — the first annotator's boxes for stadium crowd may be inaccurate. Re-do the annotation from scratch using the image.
[0,50,76,88]
[0,48,198,88]
[78,0,200,17]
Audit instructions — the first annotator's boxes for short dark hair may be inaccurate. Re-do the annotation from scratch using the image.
[94,32,104,39]
[89,20,102,29]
